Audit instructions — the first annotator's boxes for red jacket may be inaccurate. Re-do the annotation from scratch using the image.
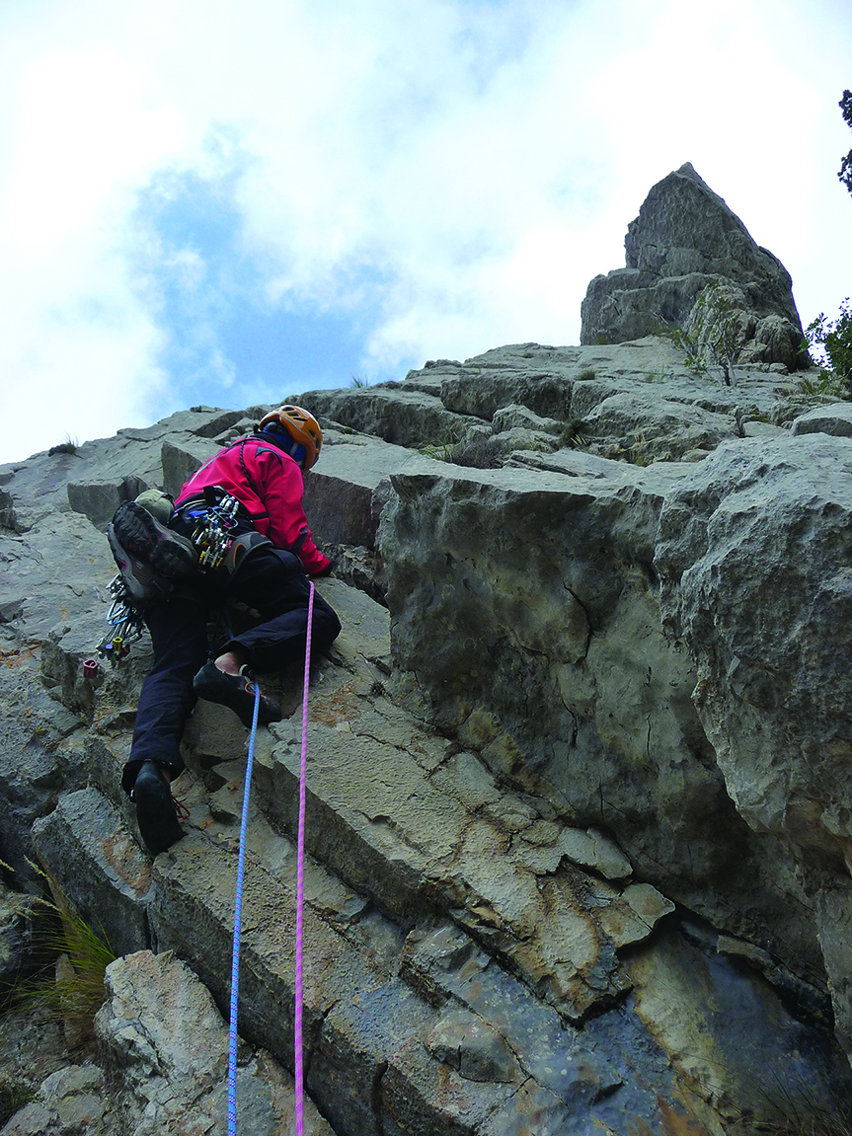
[175,436,331,576]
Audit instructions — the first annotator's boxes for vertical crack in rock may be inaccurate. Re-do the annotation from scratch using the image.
[563,582,593,661]
[371,1058,389,1134]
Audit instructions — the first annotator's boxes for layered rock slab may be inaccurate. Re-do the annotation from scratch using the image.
[14,574,836,1134]
[377,456,821,984]
[2,349,852,1129]
[254,670,674,1023]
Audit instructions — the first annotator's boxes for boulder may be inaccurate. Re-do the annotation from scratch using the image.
[94,951,333,1135]
[0,951,334,1135]
[66,475,147,528]
[792,401,852,437]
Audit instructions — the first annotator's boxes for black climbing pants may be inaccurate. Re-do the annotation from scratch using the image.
[122,547,340,793]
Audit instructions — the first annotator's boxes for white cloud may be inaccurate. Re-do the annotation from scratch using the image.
[1,0,850,462]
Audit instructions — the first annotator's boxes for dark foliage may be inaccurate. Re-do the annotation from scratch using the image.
[839,89,852,195]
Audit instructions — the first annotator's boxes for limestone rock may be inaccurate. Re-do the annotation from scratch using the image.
[1,331,852,1134]
[581,388,734,461]
[425,1009,522,1083]
[66,474,147,528]
[1,1065,116,1135]
[377,459,820,980]
[92,951,334,1135]
[655,431,852,1055]
[626,922,848,1125]
[0,883,37,984]
[580,163,804,368]
[656,434,852,858]
[792,401,852,437]
[32,788,152,958]
[160,436,219,497]
[0,950,333,1135]
[300,382,485,450]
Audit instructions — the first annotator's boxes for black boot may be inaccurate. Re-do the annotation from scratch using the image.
[192,661,282,728]
[132,761,185,855]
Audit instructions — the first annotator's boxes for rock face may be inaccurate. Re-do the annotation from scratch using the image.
[1,951,332,1135]
[581,163,805,369]
[1,335,852,1133]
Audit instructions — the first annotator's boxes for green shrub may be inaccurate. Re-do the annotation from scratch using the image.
[47,436,78,456]
[447,435,499,468]
[689,282,743,385]
[670,325,708,375]
[838,89,852,195]
[806,299,852,394]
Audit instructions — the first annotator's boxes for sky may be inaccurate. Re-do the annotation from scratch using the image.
[1,0,850,463]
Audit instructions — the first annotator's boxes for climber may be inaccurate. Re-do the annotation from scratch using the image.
[115,404,341,857]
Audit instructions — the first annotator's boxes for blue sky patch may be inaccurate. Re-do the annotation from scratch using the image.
[130,154,403,418]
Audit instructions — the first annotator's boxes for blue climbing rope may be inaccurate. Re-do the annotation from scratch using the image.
[227,676,262,1136]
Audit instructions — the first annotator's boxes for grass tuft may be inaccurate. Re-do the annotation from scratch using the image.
[2,860,115,1047]
[752,1072,852,1136]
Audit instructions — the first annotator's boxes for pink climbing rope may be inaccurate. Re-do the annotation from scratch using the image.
[294,580,315,1136]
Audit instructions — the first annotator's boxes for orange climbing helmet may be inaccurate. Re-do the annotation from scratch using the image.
[258,405,323,470]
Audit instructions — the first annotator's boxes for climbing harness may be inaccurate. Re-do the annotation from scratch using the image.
[227,581,315,1136]
[94,575,147,665]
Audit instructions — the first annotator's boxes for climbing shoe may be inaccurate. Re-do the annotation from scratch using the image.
[192,660,283,728]
[111,499,198,579]
[132,761,185,855]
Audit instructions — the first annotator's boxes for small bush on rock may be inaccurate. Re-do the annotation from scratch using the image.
[560,419,589,449]
[447,435,500,468]
[806,299,852,395]
[684,282,746,386]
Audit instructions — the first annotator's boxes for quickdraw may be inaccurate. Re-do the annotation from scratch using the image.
[95,575,146,665]
[190,493,243,570]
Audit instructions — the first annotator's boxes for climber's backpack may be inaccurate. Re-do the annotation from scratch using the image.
[106,489,270,608]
